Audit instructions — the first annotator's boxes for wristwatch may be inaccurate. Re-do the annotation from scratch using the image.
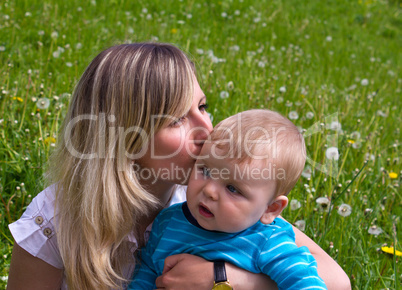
[212,261,233,290]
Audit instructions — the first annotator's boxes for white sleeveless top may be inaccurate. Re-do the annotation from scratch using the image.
[9,185,187,289]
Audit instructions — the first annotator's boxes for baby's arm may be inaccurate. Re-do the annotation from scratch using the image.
[128,251,158,290]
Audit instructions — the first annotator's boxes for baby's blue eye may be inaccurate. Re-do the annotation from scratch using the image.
[202,167,211,178]
[226,185,238,193]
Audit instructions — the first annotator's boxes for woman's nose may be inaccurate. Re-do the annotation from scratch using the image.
[193,115,213,145]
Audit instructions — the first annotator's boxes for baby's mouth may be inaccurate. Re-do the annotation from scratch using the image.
[199,204,214,218]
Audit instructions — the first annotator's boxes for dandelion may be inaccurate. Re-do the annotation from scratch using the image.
[377,110,388,117]
[381,246,402,256]
[301,165,312,179]
[288,111,299,120]
[365,153,375,161]
[352,142,362,149]
[316,197,330,212]
[171,28,177,34]
[0,276,7,281]
[279,86,286,93]
[326,147,339,161]
[127,27,134,34]
[337,204,352,217]
[258,61,266,68]
[329,121,342,132]
[44,137,56,146]
[226,81,234,91]
[25,12,32,17]
[53,50,61,58]
[186,14,192,19]
[229,45,240,52]
[276,97,284,103]
[389,172,398,179]
[221,12,227,17]
[290,200,301,211]
[76,43,83,50]
[0,46,5,52]
[306,112,314,119]
[347,140,355,144]
[234,10,240,16]
[36,97,50,109]
[294,220,306,232]
[51,31,59,39]
[361,79,369,86]
[326,36,332,42]
[13,97,23,102]
[66,62,73,67]
[368,225,383,236]
[38,30,45,36]
[220,91,229,99]
[196,48,204,55]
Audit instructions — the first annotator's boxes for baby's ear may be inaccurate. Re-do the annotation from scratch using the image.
[260,196,288,225]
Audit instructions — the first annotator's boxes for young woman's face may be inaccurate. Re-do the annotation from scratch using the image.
[137,78,213,185]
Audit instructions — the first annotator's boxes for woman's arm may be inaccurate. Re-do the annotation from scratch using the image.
[155,254,277,290]
[7,243,63,290]
[292,224,351,290]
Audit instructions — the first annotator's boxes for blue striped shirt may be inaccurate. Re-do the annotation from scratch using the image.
[129,202,327,290]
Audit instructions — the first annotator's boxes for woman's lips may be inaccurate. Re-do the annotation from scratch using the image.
[199,204,214,218]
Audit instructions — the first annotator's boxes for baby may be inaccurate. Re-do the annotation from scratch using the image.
[129,109,326,290]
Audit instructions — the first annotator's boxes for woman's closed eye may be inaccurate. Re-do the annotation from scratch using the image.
[199,103,209,112]
[169,116,186,127]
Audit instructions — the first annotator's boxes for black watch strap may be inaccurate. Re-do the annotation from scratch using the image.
[214,260,227,283]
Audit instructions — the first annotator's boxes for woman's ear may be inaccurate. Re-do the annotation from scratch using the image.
[260,195,288,225]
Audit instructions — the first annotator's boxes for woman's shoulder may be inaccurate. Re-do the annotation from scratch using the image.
[8,184,63,269]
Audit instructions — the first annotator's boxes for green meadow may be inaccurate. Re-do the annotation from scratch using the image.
[0,0,400,288]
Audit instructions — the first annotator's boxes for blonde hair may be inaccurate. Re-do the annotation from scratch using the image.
[47,43,195,289]
[209,109,306,196]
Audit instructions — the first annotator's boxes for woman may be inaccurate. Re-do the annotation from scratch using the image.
[7,42,350,289]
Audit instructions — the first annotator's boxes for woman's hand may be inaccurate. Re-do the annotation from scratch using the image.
[155,253,277,290]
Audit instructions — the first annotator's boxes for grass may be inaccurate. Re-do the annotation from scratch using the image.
[0,0,401,288]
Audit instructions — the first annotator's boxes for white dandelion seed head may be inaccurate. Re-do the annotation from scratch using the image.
[279,86,286,93]
[127,27,134,34]
[368,225,383,236]
[38,30,45,36]
[258,61,266,68]
[329,121,342,132]
[66,62,73,67]
[25,12,32,17]
[352,142,362,149]
[326,36,332,42]
[294,220,306,232]
[220,91,229,99]
[0,46,5,52]
[51,31,59,39]
[316,197,331,212]
[196,48,204,55]
[306,112,314,119]
[290,200,301,211]
[365,153,375,161]
[52,50,61,58]
[276,97,284,103]
[377,110,388,117]
[288,111,299,120]
[36,97,50,110]
[221,12,227,17]
[350,131,361,140]
[337,204,352,217]
[142,8,148,13]
[326,147,339,160]
[234,10,240,16]
[229,45,240,52]
[361,79,369,86]
[76,43,83,50]
[187,14,192,19]
[226,81,234,91]
[301,165,312,179]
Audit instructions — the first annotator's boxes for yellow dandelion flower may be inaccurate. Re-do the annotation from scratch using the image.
[171,28,177,34]
[44,137,56,145]
[381,246,402,256]
[347,140,355,144]
[389,172,398,179]
[13,97,23,102]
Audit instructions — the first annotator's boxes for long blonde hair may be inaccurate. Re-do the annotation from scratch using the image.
[47,43,194,289]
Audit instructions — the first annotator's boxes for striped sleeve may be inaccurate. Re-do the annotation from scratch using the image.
[258,221,327,290]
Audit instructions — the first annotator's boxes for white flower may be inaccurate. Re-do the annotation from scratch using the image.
[76,43,83,50]
[279,86,286,93]
[36,97,50,109]
[294,220,306,232]
[0,276,8,281]
[51,31,59,39]
[66,62,73,67]
[337,204,352,217]
[316,197,331,212]
[301,165,312,178]
[368,225,383,236]
[350,131,361,140]
[196,48,204,55]
[361,79,369,86]
[226,81,234,91]
[329,121,342,132]
[365,153,375,161]
[288,111,299,120]
[0,46,5,52]
[258,61,266,68]
[38,30,45,36]
[276,97,284,103]
[326,36,332,42]
[290,200,301,211]
[377,110,388,117]
[234,10,240,16]
[326,147,339,160]
[221,12,227,17]
[186,14,192,19]
[352,142,362,149]
[127,27,134,34]
[220,91,229,99]
[52,50,61,58]
[306,112,314,119]
[230,45,240,52]
[25,12,32,17]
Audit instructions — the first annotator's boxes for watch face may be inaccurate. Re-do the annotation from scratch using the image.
[213,282,233,290]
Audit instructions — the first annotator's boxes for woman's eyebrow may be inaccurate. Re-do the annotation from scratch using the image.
[198,96,207,104]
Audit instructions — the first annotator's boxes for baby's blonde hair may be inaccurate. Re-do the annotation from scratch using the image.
[209,109,306,196]
[47,43,195,289]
